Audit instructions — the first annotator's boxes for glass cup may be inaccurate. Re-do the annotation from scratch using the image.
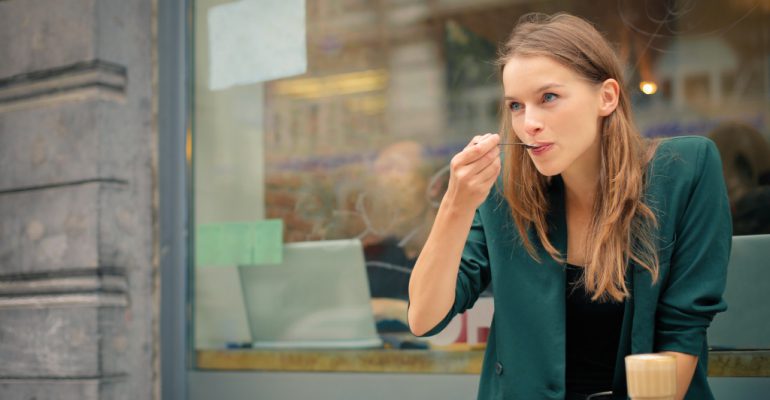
[624,353,677,400]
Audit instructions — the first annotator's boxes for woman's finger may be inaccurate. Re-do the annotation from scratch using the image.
[476,156,502,185]
[456,134,499,166]
[463,145,500,176]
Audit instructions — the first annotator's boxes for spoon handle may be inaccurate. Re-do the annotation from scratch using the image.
[472,140,537,149]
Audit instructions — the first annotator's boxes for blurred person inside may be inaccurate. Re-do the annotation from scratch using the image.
[709,121,770,235]
[358,141,439,341]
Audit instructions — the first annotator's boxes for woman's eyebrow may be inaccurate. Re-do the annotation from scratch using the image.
[534,83,564,92]
[504,83,565,100]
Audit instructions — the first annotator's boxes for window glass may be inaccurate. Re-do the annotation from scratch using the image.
[192,0,770,357]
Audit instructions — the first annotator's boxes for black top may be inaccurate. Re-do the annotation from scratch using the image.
[565,263,625,396]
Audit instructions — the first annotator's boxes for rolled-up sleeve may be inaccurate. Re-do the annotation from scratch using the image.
[655,139,731,355]
[416,208,492,337]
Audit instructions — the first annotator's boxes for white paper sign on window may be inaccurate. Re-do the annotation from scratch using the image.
[208,0,307,90]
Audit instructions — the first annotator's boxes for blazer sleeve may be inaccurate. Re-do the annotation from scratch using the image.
[654,139,731,355]
[413,208,492,337]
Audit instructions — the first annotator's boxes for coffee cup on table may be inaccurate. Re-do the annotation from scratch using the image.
[624,353,677,400]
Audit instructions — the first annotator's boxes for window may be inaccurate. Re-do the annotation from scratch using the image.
[191,0,770,370]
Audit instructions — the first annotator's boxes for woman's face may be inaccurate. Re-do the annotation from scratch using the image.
[502,55,614,178]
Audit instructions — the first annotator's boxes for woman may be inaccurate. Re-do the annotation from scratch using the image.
[407,13,730,400]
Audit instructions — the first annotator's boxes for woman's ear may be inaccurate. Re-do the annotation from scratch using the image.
[598,78,620,117]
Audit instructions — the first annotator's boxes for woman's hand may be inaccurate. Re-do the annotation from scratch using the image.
[444,133,502,212]
[659,351,698,400]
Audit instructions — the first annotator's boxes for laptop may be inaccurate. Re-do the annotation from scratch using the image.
[238,239,383,349]
[194,266,253,349]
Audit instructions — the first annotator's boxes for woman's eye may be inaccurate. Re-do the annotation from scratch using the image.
[509,102,522,111]
[543,93,558,102]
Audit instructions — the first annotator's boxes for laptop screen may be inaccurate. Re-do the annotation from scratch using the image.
[238,239,382,349]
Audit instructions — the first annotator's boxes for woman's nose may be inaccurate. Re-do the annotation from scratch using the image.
[523,111,544,137]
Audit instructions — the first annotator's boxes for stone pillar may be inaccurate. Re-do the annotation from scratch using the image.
[0,0,158,399]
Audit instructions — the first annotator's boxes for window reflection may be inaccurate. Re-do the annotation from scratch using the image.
[194,0,770,354]
[709,121,770,235]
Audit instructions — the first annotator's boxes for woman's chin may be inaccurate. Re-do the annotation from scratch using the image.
[532,163,563,177]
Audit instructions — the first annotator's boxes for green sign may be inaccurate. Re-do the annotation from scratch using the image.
[195,219,283,267]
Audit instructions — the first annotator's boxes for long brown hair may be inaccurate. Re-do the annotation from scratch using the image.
[497,13,659,302]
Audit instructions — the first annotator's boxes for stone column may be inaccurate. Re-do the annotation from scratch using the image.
[0,0,158,399]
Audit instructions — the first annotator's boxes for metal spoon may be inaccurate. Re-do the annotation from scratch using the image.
[472,138,539,149]
[499,142,539,149]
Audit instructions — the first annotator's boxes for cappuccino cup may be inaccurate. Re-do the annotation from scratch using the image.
[624,353,676,400]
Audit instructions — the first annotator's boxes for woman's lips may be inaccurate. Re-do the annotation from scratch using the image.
[530,143,553,156]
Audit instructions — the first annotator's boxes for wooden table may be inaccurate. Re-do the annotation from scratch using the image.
[196,349,770,377]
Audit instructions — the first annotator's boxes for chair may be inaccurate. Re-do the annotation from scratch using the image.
[707,234,770,350]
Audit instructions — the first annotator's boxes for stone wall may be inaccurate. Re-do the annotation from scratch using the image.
[0,0,158,399]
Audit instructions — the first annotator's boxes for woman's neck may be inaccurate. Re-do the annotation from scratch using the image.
[562,173,600,213]
[563,176,597,213]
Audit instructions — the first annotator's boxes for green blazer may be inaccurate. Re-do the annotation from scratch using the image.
[417,136,731,399]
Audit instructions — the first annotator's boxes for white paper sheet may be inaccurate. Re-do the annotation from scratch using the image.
[208,0,307,90]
